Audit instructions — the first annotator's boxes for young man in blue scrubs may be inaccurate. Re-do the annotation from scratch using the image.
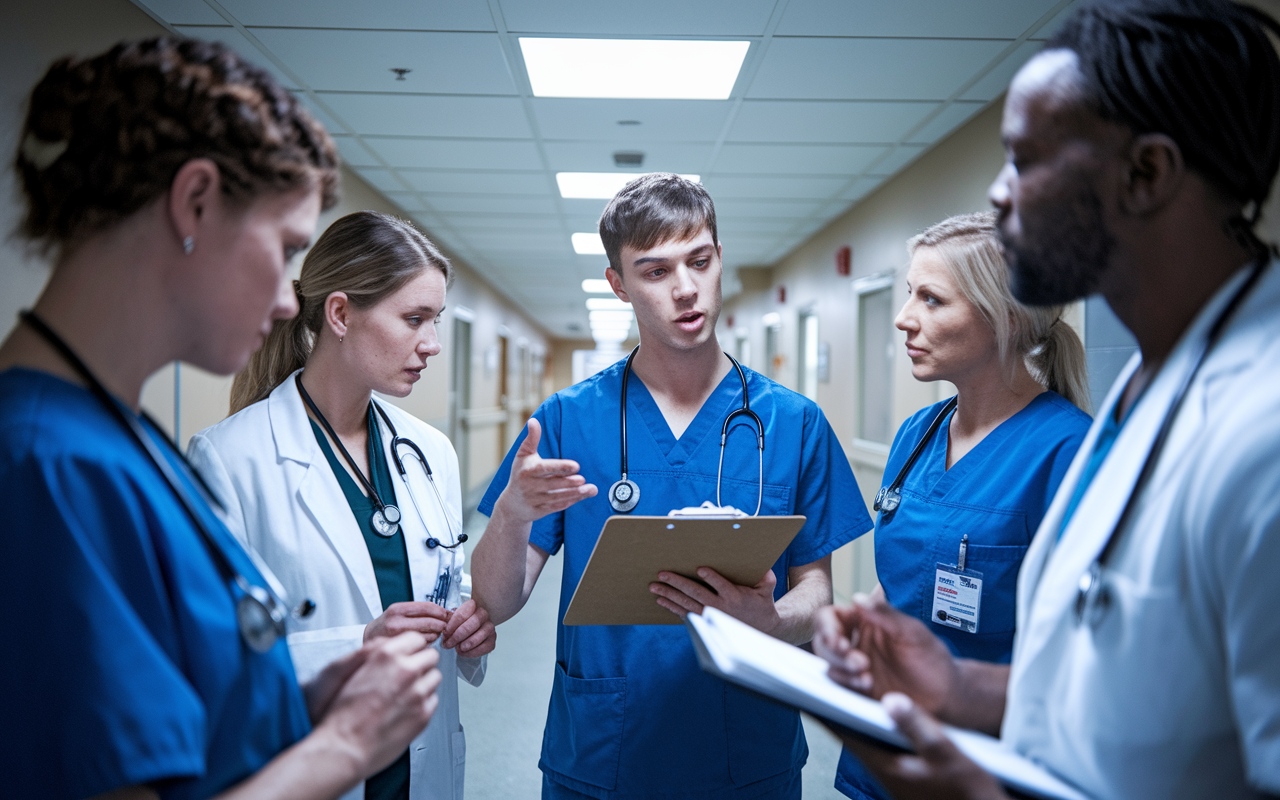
[472,173,873,799]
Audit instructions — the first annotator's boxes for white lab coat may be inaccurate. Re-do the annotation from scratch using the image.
[188,371,483,800]
[1004,261,1280,798]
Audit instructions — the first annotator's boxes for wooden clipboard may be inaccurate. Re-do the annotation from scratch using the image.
[562,514,806,626]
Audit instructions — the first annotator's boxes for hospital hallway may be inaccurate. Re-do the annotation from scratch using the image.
[454,498,849,800]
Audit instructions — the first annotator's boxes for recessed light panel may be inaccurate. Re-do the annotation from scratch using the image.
[582,279,614,293]
[558,172,701,200]
[572,233,607,255]
[587,298,632,311]
[520,38,749,100]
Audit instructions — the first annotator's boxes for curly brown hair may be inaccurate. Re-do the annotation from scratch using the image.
[16,36,341,253]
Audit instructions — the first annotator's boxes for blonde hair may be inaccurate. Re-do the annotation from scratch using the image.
[230,211,451,413]
[908,211,1090,411]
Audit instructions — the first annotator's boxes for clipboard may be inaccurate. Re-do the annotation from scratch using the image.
[562,514,805,626]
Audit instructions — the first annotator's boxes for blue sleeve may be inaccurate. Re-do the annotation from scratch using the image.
[787,404,874,566]
[477,397,566,555]
[1041,414,1091,518]
[0,453,205,799]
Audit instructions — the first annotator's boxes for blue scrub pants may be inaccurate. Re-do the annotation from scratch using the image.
[542,772,802,799]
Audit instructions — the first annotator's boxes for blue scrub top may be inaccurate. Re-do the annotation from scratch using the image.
[835,391,1089,800]
[480,357,873,799]
[0,369,310,800]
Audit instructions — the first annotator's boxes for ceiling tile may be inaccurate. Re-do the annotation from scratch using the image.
[959,41,1041,102]
[216,0,497,31]
[702,175,847,200]
[713,143,888,175]
[331,136,380,167]
[717,217,805,234]
[776,0,1064,38]
[354,168,405,192]
[174,26,297,89]
[133,0,224,25]
[531,99,731,141]
[459,231,567,250]
[293,93,346,132]
[396,171,550,194]
[711,198,826,219]
[444,214,563,230]
[422,194,560,215]
[381,192,430,212]
[541,141,713,173]
[250,29,516,95]
[866,144,928,176]
[317,94,532,138]
[729,100,935,144]
[498,0,776,35]
[749,38,1010,101]
[365,138,543,170]
[905,101,986,143]
[560,198,613,218]
[837,175,885,201]
[1030,0,1084,40]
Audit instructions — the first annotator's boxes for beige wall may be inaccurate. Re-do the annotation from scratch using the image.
[0,0,551,497]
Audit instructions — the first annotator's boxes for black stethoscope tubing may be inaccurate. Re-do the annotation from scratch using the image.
[609,346,765,515]
[872,395,958,520]
[1074,257,1269,627]
[20,310,298,654]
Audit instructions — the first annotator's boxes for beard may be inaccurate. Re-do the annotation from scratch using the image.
[999,174,1115,307]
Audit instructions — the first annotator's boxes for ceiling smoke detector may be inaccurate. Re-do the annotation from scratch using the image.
[390,68,412,81]
[613,151,644,167]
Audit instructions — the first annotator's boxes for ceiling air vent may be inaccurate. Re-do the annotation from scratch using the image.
[613,151,644,167]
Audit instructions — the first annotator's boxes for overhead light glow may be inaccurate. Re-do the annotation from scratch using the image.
[572,232,606,255]
[762,312,781,327]
[558,172,701,200]
[592,329,630,344]
[582,279,614,294]
[587,298,632,311]
[520,38,750,100]
[589,310,633,324]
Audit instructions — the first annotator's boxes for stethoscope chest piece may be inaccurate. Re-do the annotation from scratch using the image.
[371,504,402,537]
[873,486,901,516]
[609,478,640,513]
[236,578,288,653]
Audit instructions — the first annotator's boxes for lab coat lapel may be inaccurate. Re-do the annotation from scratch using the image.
[270,375,383,620]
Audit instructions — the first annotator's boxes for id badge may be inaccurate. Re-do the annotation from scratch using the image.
[932,563,983,633]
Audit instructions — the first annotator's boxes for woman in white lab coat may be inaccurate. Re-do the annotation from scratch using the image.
[189,210,495,800]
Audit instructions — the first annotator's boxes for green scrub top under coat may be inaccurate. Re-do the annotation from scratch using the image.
[310,406,412,800]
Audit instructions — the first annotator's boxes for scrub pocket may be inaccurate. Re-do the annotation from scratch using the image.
[543,663,626,792]
[959,543,1028,636]
[723,683,805,785]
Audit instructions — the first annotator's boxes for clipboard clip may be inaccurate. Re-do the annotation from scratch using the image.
[667,501,749,518]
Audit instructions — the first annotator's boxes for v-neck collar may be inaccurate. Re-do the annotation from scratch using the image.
[919,393,1049,496]
[625,367,743,468]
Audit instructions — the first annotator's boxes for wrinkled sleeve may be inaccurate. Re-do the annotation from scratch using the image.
[787,404,874,566]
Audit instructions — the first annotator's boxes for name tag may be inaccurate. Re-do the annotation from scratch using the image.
[932,563,983,633]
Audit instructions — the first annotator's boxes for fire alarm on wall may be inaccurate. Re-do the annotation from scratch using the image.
[777,285,786,304]
[836,245,852,276]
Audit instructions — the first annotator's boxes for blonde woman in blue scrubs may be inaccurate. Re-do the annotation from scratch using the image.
[189,211,495,800]
[834,212,1092,800]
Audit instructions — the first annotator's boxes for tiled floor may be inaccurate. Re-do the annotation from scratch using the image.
[457,510,849,799]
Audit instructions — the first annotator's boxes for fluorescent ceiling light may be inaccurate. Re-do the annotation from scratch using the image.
[587,298,632,311]
[572,232,606,255]
[520,38,749,100]
[589,310,633,324]
[558,172,700,200]
[582,279,613,294]
[592,329,630,344]
[762,312,781,327]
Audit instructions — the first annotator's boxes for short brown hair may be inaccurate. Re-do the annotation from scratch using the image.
[16,36,340,254]
[598,173,718,271]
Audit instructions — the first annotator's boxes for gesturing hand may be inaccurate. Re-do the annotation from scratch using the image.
[650,567,782,636]
[441,598,497,657]
[813,594,960,716]
[826,694,1008,800]
[364,601,451,644]
[496,418,597,524]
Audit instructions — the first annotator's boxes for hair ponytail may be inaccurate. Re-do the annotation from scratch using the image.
[1028,317,1089,412]
[229,211,451,414]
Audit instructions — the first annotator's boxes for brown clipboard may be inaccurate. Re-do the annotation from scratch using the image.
[562,514,807,626]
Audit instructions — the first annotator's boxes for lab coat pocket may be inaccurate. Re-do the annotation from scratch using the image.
[723,683,805,785]
[544,663,626,791]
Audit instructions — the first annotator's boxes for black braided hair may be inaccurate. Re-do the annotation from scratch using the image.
[1047,0,1280,254]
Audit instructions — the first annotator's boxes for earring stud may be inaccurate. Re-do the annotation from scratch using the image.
[182,236,195,255]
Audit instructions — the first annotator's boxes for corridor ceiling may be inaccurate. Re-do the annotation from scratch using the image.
[130,0,1077,338]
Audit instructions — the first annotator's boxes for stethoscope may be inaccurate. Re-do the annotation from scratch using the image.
[1074,257,1268,628]
[873,396,958,520]
[608,346,765,516]
[296,375,466,605]
[22,311,312,654]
